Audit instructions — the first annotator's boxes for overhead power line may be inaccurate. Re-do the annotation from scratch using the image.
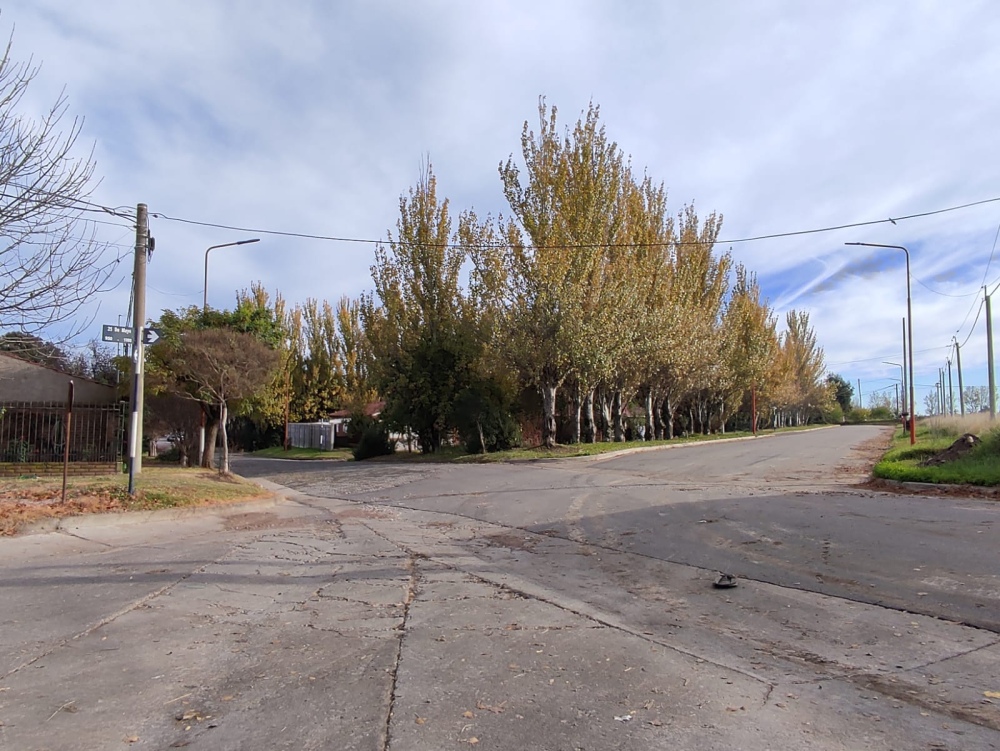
[148,194,1000,250]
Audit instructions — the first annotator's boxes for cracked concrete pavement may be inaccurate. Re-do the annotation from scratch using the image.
[1,425,998,749]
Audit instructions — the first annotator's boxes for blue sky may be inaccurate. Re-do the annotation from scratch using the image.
[5,0,1000,413]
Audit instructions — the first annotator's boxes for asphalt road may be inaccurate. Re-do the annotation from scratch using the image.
[234,425,1000,631]
[2,425,998,750]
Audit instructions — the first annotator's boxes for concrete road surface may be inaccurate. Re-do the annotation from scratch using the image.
[1,425,998,749]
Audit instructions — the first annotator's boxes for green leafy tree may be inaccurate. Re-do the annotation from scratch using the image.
[826,373,854,415]
[363,162,476,453]
[147,284,288,467]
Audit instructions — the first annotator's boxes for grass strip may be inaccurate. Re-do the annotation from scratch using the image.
[873,421,1000,487]
[0,466,272,536]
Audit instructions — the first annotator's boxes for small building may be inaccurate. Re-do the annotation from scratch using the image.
[287,401,385,451]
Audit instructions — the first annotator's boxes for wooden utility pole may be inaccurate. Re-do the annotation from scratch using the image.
[987,288,996,419]
[128,203,148,495]
[954,338,965,416]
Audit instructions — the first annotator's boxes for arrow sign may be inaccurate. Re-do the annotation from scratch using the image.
[101,324,133,344]
[142,327,163,345]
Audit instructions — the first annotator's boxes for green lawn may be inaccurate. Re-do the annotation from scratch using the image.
[873,420,1000,486]
[249,446,353,461]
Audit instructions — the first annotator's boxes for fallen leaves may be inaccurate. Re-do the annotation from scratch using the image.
[476,700,506,714]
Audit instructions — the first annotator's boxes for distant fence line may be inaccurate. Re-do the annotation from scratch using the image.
[0,401,125,471]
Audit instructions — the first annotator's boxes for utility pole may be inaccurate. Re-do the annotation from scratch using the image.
[946,358,954,416]
[987,287,996,419]
[128,203,149,495]
[954,338,965,416]
[901,318,908,418]
[857,378,863,409]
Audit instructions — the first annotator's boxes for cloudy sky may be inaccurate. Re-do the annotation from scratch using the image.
[5,0,1000,413]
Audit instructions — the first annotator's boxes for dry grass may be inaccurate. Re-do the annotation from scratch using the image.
[923,413,997,438]
[0,466,273,536]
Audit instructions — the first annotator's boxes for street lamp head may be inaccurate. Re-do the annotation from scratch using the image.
[236,238,261,246]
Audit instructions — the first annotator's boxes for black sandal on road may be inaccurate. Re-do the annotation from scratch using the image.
[713,573,738,589]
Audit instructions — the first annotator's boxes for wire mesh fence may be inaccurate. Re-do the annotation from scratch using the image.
[0,401,125,467]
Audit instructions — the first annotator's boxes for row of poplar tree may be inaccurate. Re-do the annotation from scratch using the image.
[146,100,833,458]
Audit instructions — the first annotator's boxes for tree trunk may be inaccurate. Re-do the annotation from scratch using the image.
[219,400,230,474]
[202,413,219,469]
[642,386,654,441]
[476,419,486,454]
[581,388,596,443]
[567,380,581,444]
[612,390,624,442]
[599,389,612,441]
[541,381,558,449]
[665,396,675,439]
[653,397,664,440]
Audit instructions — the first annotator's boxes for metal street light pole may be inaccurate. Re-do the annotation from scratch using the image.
[203,238,261,313]
[953,337,965,416]
[199,238,260,467]
[846,243,915,444]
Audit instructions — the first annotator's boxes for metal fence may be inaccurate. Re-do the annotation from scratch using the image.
[287,422,339,450]
[0,401,125,464]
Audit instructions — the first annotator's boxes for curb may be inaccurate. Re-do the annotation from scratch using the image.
[867,477,1000,499]
[18,493,288,537]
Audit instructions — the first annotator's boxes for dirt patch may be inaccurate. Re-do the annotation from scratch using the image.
[0,496,121,536]
[334,506,392,520]
[221,512,302,531]
[921,433,981,466]
[480,532,538,552]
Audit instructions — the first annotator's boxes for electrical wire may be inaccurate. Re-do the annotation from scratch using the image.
[150,194,1000,251]
[912,275,982,298]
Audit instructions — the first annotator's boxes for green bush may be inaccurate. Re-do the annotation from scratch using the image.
[820,404,844,424]
[451,381,521,454]
[352,422,395,461]
[846,407,870,423]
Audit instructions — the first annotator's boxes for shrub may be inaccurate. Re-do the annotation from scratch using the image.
[846,407,870,424]
[352,422,395,461]
[451,381,521,454]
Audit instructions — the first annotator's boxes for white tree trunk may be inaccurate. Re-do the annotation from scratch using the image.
[541,381,558,449]
[219,399,230,474]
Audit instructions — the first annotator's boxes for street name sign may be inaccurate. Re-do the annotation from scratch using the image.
[101,324,133,344]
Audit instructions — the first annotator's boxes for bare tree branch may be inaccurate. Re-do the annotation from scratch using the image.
[0,29,123,338]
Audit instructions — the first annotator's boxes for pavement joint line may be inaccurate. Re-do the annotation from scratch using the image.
[376,541,420,751]
[320,488,1000,637]
[900,635,1000,673]
[356,516,776,694]
[0,569,200,682]
[1,519,321,683]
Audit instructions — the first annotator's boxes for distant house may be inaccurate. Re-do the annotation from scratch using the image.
[329,401,384,440]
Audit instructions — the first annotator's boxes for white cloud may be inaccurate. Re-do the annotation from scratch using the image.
[5,0,1000,407]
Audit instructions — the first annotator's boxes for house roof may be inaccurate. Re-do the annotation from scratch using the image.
[329,400,384,420]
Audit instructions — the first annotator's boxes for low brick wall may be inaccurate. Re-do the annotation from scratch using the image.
[0,462,119,478]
